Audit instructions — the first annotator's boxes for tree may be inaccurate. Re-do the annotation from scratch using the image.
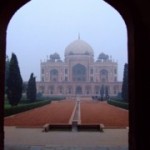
[22,82,27,93]
[27,73,37,102]
[5,55,9,93]
[6,53,23,106]
[122,63,128,102]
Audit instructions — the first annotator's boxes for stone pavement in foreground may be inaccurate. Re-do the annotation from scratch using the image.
[4,127,128,150]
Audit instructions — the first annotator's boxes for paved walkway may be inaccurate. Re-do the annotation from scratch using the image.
[4,127,128,150]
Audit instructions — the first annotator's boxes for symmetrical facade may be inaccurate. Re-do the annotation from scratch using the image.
[37,37,122,97]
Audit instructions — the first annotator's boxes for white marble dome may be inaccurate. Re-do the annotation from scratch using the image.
[65,38,94,56]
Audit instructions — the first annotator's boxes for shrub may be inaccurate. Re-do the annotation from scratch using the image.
[48,95,66,101]
[107,99,128,110]
[4,100,51,116]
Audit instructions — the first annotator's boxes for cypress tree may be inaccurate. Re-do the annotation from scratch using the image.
[6,53,23,106]
[122,63,128,102]
[27,73,37,102]
[5,55,9,93]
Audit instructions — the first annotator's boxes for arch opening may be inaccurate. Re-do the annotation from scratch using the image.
[0,0,134,149]
[72,64,87,82]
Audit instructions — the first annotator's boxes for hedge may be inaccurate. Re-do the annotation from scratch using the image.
[4,100,51,117]
[107,99,128,110]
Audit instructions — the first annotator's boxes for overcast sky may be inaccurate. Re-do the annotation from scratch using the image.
[6,0,127,81]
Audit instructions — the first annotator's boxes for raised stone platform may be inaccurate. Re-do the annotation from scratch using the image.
[43,123,104,132]
[5,145,128,150]
[5,127,128,149]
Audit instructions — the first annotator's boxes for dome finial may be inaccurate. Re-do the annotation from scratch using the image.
[78,33,80,40]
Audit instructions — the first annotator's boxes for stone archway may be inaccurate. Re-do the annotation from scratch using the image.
[100,69,108,83]
[50,69,58,82]
[1,1,150,150]
[0,1,132,148]
[76,86,82,95]
[72,64,86,81]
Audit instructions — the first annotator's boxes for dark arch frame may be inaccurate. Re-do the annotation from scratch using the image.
[1,1,150,149]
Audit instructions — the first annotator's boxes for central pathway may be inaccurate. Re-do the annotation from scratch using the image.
[72,97,81,124]
[69,97,81,124]
[69,97,81,131]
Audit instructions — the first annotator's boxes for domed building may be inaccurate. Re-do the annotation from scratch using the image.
[37,37,122,98]
[65,38,94,56]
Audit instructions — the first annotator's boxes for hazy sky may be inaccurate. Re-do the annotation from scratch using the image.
[6,0,127,81]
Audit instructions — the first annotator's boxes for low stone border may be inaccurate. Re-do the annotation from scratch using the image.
[43,123,104,132]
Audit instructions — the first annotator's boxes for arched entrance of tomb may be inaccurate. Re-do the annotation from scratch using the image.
[50,69,59,82]
[75,86,82,95]
[72,64,86,82]
[1,1,150,150]
[100,69,108,83]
